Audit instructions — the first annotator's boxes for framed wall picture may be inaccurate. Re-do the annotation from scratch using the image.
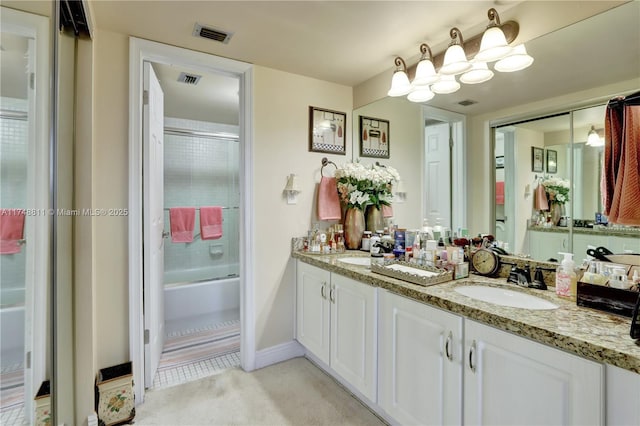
[308,106,346,155]
[359,115,390,158]
[546,149,557,173]
[495,156,504,169]
[531,146,544,172]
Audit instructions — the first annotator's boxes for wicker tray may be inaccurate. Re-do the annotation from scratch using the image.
[371,260,453,287]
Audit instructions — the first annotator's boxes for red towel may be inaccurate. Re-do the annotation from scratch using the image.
[534,183,548,211]
[608,104,640,225]
[200,206,223,240]
[602,102,624,215]
[317,176,341,220]
[0,209,25,254]
[495,181,505,205]
[382,204,393,218]
[169,207,196,243]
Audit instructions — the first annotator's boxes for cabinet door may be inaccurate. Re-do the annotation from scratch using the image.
[529,230,569,261]
[296,261,330,365]
[606,364,640,426]
[464,320,603,425]
[379,290,463,425]
[607,235,640,254]
[330,273,377,402]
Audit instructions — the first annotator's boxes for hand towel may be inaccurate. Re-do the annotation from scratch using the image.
[495,181,505,205]
[317,176,341,220]
[608,104,640,225]
[382,204,393,218]
[534,183,548,211]
[169,207,196,243]
[602,101,624,215]
[200,206,223,240]
[0,209,25,254]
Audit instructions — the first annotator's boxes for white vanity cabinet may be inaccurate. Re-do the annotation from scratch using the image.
[463,319,604,425]
[296,261,377,402]
[378,290,463,425]
[606,364,640,425]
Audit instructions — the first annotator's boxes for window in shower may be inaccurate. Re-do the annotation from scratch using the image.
[163,117,240,285]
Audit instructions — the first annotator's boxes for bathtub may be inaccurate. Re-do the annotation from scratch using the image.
[164,265,240,325]
[0,304,25,368]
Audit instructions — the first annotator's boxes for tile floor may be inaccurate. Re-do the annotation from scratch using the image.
[152,350,240,389]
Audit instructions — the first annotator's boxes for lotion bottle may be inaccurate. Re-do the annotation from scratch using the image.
[556,252,577,298]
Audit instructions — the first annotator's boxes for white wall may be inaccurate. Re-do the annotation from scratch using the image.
[513,127,544,254]
[253,66,352,349]
[353,97,423,229]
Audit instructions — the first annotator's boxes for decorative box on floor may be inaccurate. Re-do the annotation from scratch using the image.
[95,361,135,426]
[34,380,51,426]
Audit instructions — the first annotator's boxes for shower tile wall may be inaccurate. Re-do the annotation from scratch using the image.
[0,97,27,305]
[163,117,239,281]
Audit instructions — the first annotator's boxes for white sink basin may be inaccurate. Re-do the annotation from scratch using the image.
[455,285,559,310]
[337,257,371,267]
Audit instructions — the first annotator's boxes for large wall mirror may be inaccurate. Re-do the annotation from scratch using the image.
[351,2,638,259]
[494,102,640,263]
[0,4,52,425]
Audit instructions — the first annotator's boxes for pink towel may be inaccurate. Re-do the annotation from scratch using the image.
[495,181,505,205]
[317,176,341,220]
[602,101,624,215]
[200,206,223,240]
[534,183,548,211]
[0,209,25,254]
[608,104,640,225]
[382,204,393,218]
[169,207,196,243]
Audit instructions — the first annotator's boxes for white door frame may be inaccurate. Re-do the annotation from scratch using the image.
[128,37,255,403]
[421,106,467,232]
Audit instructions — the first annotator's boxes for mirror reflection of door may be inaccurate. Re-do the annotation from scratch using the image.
[424,119,451,229]
[0,7,50,425]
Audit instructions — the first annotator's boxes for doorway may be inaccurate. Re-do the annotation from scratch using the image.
[145,60,242,389]
[129,38,254,404]
[422,106,466,233]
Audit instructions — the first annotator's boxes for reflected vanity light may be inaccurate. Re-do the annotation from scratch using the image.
[388,7,531,104]
[586,125,605,147]
[284,173,301,204]
[494,44,534,72]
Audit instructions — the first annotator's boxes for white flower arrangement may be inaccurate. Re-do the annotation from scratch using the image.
[541,176,570,206]
[335,162,400,210]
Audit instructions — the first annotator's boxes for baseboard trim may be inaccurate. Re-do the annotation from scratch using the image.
[254,340,305,370]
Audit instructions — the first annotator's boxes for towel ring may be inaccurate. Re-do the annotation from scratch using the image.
[321,157,337,177]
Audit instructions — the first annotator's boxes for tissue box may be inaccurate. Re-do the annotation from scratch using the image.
[576,282,640,317]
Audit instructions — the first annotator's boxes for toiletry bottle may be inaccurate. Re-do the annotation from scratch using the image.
[556,252,577,298]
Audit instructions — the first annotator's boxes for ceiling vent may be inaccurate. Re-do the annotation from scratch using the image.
[193,23,233,44]
[177,72,202,85]
[458,99,478,107]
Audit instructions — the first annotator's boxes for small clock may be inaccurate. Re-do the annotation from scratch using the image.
[471,248,501,276]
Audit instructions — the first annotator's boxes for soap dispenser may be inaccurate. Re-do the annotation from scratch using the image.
[556,252,577,298]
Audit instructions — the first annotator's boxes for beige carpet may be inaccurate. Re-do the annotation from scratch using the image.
[133,357,385,425]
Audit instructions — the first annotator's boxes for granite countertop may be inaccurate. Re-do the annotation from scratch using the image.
[292,250,640,375]
[528,224,640,237]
